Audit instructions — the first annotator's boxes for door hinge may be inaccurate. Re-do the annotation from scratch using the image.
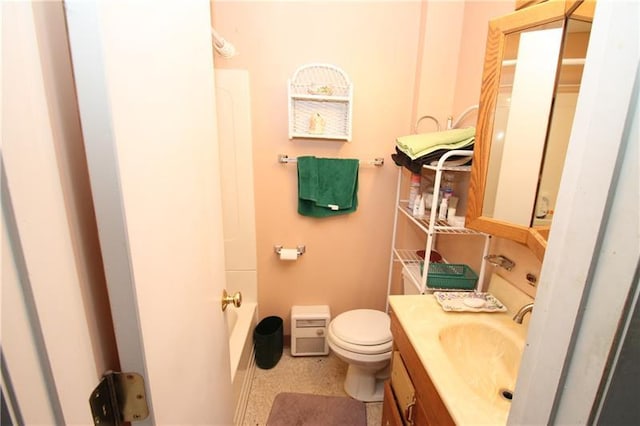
[89,371,149,425]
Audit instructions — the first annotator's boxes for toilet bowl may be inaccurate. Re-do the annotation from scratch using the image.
[327,309,392,402]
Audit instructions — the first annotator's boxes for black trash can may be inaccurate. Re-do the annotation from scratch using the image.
[253,316,283,369]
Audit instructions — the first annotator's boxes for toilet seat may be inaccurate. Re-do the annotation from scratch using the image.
[329,309,392,355]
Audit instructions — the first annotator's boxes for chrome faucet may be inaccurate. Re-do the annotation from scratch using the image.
[513,303,534,324]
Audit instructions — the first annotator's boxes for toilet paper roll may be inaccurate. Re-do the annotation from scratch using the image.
[279,248,299,261]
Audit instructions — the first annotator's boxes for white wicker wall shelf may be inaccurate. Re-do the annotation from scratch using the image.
[288,63,353,141]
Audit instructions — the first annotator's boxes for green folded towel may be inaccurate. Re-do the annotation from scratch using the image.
[396,127,476,157]
[297,156,359,217]
[397,136,475,160]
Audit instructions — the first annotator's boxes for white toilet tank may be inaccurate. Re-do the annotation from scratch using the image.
[402,264,421,295]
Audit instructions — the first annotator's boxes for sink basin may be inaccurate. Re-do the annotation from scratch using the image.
[438,322,524,405]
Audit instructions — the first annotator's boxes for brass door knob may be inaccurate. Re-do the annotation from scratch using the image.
[221,289,242,311]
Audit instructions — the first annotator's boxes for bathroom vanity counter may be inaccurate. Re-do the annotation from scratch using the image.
[388,295,528,425]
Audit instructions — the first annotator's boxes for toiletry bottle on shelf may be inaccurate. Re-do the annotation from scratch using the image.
[422,191,434,210]
[418,194,426,218]
[438,197,448,221]
[443,187,453,201]
[447,196,459,223]
[408,173,421,210]
[412,194,422,217]
[442,172,455,199]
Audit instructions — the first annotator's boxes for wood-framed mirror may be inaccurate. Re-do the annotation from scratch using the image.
[466,0,595,261]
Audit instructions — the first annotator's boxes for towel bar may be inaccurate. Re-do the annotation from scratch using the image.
[484,254,516,271]
[278,154,384,167]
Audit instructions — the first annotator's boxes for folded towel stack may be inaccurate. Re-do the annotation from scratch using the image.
[297,156,359,218]
[392,127,476,173]
[395,127,475,160]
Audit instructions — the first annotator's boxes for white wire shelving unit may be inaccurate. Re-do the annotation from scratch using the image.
[386,150,491,300]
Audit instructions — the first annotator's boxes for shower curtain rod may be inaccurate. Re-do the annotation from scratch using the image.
[211,27,237,58]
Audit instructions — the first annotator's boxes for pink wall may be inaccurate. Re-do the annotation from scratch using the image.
[212,0,540,333]
[212,1,421,331]
[413,1,514,124]
[414,0,465,125]
[453,1,516,113]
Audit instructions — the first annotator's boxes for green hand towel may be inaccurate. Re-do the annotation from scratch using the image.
[396,127,476,157]
[297,156,359,218]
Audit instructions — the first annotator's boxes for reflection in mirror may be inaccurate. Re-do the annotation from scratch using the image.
[482,21,564,226]
[533,17,592,227]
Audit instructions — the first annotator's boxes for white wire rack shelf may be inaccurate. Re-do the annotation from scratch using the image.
[288,63,353,141]
[392,248,425,293]
[422,163,473,173]
[396,202,480,235]
[393,249,424,267]
[385,149,490,298]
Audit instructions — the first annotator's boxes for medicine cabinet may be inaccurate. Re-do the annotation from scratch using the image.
[287,63,353,141]
[466,0,595,261]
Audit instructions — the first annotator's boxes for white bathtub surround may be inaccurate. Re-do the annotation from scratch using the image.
[215,69,258,424]
[225,302,258,425]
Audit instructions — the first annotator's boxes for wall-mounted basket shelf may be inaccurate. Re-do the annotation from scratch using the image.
[288,63,353,141]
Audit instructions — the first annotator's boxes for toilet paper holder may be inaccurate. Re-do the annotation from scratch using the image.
[274,245,306,256]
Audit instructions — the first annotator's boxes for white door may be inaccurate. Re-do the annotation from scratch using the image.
[3,2,112,423]
[3,1,233,423]
[64,1,233,424]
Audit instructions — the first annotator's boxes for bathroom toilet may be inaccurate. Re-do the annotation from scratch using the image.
[327,309,392,402]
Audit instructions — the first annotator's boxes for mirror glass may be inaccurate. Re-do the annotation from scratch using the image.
[482,20,565,226]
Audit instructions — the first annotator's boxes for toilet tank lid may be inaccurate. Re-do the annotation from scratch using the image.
[291,305,331,318]
[331,309,391,346]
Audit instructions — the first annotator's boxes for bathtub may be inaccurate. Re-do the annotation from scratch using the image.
[225,301,258,425]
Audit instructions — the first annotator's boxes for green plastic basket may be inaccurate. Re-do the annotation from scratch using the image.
[426,263,478,290]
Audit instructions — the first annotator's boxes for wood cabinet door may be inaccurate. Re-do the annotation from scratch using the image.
[382,381,404,426]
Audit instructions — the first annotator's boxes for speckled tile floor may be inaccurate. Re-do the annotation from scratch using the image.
[242,348,382,425]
